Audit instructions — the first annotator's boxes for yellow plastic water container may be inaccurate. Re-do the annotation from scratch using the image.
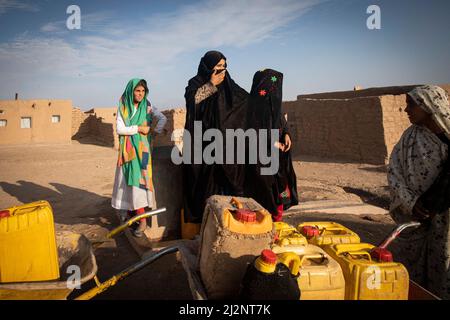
[323,243,409,300]
[180,209,201,240]
[274,222,308,246]
[199,196,274,299]
[240,249,301,300]
[271,242,346,300]
[0,201,60,283]
[297,221,360,247]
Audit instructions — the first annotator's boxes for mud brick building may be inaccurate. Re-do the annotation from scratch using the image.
[282,84,450,164]
[0,99,72,145]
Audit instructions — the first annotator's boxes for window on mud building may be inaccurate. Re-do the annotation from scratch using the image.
[21,117,31,128]
[51,115,61,123]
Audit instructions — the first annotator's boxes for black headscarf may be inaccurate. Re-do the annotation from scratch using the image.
[245,69,298,215]
[183,51,249,223]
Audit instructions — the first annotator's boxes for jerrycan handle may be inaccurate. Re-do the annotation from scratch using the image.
[230,197,244,209]
[278,227,297,238]
[344,251,373,261]
[303,224,343,235]
[277,252,301,276]
[299,254,327,267]
[317,226,340,236]
[280,237,305,246]
[335,243,374,257]
[319,226,345,232]
[9,201,49,216]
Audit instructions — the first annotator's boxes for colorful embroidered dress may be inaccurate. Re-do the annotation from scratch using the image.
[112,79,154,211]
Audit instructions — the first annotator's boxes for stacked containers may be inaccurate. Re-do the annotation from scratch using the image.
[198,196,274,299]
[297,221,409,299]
[0,201,60,283]
[271,222,346,300]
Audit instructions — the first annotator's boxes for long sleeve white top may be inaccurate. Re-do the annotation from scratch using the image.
[116,100,167,136]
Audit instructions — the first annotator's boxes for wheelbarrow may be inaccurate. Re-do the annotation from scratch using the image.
[0,207,179,300]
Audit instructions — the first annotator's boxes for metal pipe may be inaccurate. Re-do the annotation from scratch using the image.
[74,246,179,300]
[378,221,421,249]
[106,207,167,239]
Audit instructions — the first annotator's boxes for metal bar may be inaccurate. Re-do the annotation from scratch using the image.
[106,207,167,239]
[74,246,179,300]
[378,221,421,249]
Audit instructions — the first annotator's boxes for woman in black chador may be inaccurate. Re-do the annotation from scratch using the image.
[245,69,298,221]
[183,51,249,224]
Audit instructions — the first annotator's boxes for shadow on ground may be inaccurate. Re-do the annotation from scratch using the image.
[342,186,390,210]
[0,180,113,228]
[67,241,193,300]
[358,165,388,173]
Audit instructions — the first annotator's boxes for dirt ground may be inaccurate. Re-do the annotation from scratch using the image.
[0,141,396,299]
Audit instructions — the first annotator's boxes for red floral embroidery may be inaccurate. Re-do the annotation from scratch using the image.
[259,89,267,96]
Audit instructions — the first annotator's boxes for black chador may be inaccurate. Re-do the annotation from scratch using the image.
[245,69,298,219]
[183,51,249,223]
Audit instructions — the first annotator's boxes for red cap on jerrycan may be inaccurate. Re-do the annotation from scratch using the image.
[236,209,257,223]
[301,226,319,238]
[254,249,278,274]
[369,222,421,262]
[370,247,393,262]
[0,210,10,219]
[261,249,277,265]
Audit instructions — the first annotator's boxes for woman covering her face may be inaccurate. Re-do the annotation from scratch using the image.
[245,69,298,221]
[183,51,249,225]
[388,85,450,299]
[111,78,167,237]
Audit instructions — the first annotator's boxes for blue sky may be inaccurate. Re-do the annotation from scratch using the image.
[0,0,449,110]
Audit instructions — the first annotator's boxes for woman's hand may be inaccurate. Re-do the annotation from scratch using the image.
[138,126,150,135]
[284,134,292,152]
[274,141,285,151]
[210,69,225,87]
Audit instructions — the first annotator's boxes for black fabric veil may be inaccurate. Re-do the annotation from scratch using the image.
[183,51,249,223]
[245,69,299,215]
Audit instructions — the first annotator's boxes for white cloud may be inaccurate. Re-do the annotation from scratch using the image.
[0,0,326,107]
[0,0,38,14]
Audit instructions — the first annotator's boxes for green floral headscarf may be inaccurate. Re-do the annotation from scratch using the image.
[117,78,153,190]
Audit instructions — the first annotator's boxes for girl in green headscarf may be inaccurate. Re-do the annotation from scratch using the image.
[111,78,167,237]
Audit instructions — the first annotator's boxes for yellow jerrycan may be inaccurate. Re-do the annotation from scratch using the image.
[274,221,308,246]
[322,222,420,300]
[323,243,409,300]
[297,221,360,247]
[199,196,274,299]
[0,201,60,283]
[272,241,346,300]
[240,249,301,300]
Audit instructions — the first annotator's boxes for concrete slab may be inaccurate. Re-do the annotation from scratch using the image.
[285,200,388,216]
